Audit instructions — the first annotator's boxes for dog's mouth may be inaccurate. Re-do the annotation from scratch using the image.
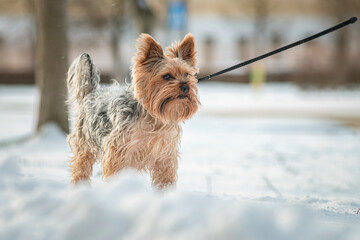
[177,94,189,99]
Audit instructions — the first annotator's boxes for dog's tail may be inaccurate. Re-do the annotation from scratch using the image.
[66,53,100,104]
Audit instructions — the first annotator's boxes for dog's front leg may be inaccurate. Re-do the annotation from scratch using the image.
[102,145,126,179]
[150,156,178,189]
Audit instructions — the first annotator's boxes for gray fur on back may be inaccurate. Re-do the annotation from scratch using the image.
[66,53,144,156]
[76,82,142,151]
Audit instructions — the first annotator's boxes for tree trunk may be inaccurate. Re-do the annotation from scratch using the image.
[331,4,351,85]
[111,25,125,83]
[34,0,69,133]
[253,0,268,55]
[320,0,360,85]
[333,18,350,85]
[133,0,154,34]
[109,1,125,84]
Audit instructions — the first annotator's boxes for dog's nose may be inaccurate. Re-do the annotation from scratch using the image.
[180,84,190,94]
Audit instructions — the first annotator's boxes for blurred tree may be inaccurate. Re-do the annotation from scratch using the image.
[34,0,69,133]
[70,0,126,83]
[203,36,215,73]
[132,0,155,34]
[320,0,360,84]
[237,37,250,61]
[70,0,156,83]
[253,0,269,55]
[110,1,126,83]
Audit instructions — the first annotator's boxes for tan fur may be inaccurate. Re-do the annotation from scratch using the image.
[68,128,97,183]
[67,34,199,188]
[102,113,181,188]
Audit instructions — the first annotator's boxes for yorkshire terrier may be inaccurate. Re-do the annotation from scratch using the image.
[66,34,200,188]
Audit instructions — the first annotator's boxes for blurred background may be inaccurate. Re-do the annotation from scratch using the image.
[0,0,359,134]
[0,2,360,236]
[0,0,359,84]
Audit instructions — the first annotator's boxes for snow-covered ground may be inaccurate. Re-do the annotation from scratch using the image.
[1,83,360,239]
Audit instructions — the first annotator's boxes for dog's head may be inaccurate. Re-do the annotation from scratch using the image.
[131,33,200,124]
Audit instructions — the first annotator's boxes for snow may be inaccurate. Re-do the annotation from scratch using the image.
[1,83,360,239]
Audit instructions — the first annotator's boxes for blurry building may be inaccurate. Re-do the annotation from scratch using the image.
[0,0,358,85]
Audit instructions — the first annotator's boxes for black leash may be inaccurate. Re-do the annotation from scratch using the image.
[197,17,358,82]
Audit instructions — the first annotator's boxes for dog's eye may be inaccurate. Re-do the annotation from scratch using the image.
[184,73,189,78]
[163,74,172,81]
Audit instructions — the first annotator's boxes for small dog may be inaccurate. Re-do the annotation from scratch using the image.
[66,33,200,188]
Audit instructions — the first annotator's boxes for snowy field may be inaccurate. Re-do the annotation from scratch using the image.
[1,83,360,239]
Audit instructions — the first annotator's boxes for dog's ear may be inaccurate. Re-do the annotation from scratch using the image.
[166,33,196,67]
[133,34,164,71]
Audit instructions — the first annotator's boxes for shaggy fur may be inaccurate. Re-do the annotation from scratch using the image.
[67,34,200,188]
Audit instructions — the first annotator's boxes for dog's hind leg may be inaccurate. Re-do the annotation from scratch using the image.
[68,132,96,184]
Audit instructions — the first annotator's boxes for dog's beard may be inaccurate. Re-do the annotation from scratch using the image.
[159,95,198,123]
[144,83,199,123]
